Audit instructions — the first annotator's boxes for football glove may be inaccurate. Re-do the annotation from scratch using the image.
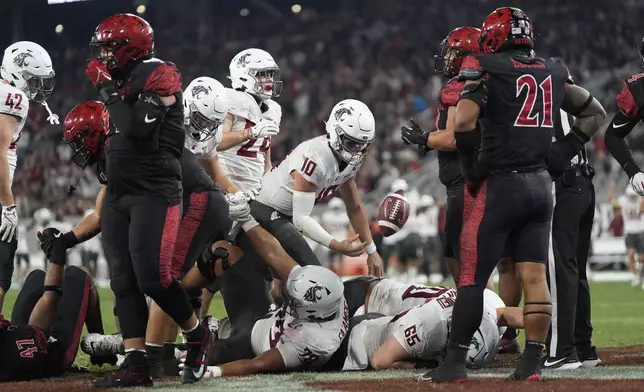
[0,205,18,242]
[248,118,279,139]
[401,118,431,149]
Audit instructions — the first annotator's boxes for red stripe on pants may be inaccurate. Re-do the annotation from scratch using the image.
[171,192,208,278]
[64,273,91,367]
[459,181,488,287]
[160,204,182,289]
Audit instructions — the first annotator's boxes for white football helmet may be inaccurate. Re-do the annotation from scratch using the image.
[33,207,54,225]
[325,99,375,165]
[183,77,229,142]
[283,265,344,321]
[229,48,282,100]
[466,309,500,369]
[1,41,55,102]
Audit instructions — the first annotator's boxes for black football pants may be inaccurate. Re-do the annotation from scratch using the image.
[102,196,193,340]
[546,173,595,358]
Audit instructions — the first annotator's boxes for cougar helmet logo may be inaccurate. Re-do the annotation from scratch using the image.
[13,52,34,68]
[303,285,329,303]
[333,107,353,122]
[237,53,252,68]
[190,84,210,99]
[469,335,481,351]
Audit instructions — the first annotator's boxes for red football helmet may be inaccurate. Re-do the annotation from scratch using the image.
[435,27,481,77]
[90,13,154,71]
[63,101,110,169]
[479,7,534,55]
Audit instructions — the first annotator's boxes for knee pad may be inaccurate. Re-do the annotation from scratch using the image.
[110,274,139,298]
[197,246,229,282]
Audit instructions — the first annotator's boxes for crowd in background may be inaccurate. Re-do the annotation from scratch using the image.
[7,0,644,219]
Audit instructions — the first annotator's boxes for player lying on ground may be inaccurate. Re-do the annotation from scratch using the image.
[0,229,107,381]
[84,212,350,378]
[336,277,522,370]
[0,41,56,313]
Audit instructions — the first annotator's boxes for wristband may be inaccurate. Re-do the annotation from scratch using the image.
[63,231,80,249]
[205,365,222,378]
[365,242,377,255]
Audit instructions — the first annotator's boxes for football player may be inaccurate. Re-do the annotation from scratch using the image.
[424,8,605,383]
[0,41,56,312]
[610,185,644,286]
[401,26,480,285]
[252,99,383,288]
[0,231,107,381]
[604,38,644,196]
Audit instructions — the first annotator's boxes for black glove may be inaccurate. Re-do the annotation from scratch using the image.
[37,228,67,266]
[38,228,78,255]
[401,118,431,150]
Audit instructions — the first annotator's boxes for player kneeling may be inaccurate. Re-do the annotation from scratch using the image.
[0,229,107,381]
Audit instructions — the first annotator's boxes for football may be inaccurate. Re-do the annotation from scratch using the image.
[377,190,410,237]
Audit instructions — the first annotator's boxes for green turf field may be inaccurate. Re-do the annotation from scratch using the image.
[2,281,644,370]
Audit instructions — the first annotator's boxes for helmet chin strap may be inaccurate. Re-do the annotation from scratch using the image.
[41,101,60,125]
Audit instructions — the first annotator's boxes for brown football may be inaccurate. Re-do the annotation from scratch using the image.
[377,190,410,237]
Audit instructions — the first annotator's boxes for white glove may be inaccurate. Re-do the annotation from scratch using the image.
[0,205,18,242]
[243,188,261,201]
[248,118,279,139]
[225,192,251,222]
[630,172,644,196]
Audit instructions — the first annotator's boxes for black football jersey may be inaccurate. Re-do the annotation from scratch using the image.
[0,324,49,381]
[106,58,185,202]
[460,52,569,173]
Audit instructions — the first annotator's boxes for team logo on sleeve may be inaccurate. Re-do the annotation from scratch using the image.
[303,285,329,303]
[13,53,34,68]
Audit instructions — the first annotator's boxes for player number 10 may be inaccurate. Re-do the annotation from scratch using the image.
[514,74,553,128]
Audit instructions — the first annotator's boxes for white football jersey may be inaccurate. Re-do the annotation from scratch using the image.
[367,278,455,316]
[184,124,223,158]
[618,195,644,233]
[321,210,350,241]
[250,297,349,370]
[257,136,361,215]
[0,82,29,186]
[218,89,280,192]
[343,291,454,370]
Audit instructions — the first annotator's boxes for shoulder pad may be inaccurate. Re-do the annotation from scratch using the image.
[0,82,29,119]
[457,55,484,81]
[440,78,465,107]
[225,88,263,125]
[617,74,644,118]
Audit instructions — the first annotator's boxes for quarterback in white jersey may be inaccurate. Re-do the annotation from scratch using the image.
[217,48,283,192]
[255,99,383,277]
[199,265,349,378]
[0,41,55,312]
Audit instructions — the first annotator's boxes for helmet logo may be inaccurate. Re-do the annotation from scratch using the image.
[13,52,34,68]
[333,107,353,122]
[190,84,210,99]
[470,335,481,351]
[236,53,252,68]
[303,285,329,303]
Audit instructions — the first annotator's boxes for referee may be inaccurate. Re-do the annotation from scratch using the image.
[543,109,600,370]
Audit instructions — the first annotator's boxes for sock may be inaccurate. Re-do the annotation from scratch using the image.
[124,349,148,366]
[183,324,205,343]
[145,344,163,365]
[444,339,469,366]
[524,340,545,361]
[502,327,518,340]
[163,342,177,359]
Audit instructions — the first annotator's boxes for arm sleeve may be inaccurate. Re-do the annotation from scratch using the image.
[292,191,334,247]
[604,110,642,177]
